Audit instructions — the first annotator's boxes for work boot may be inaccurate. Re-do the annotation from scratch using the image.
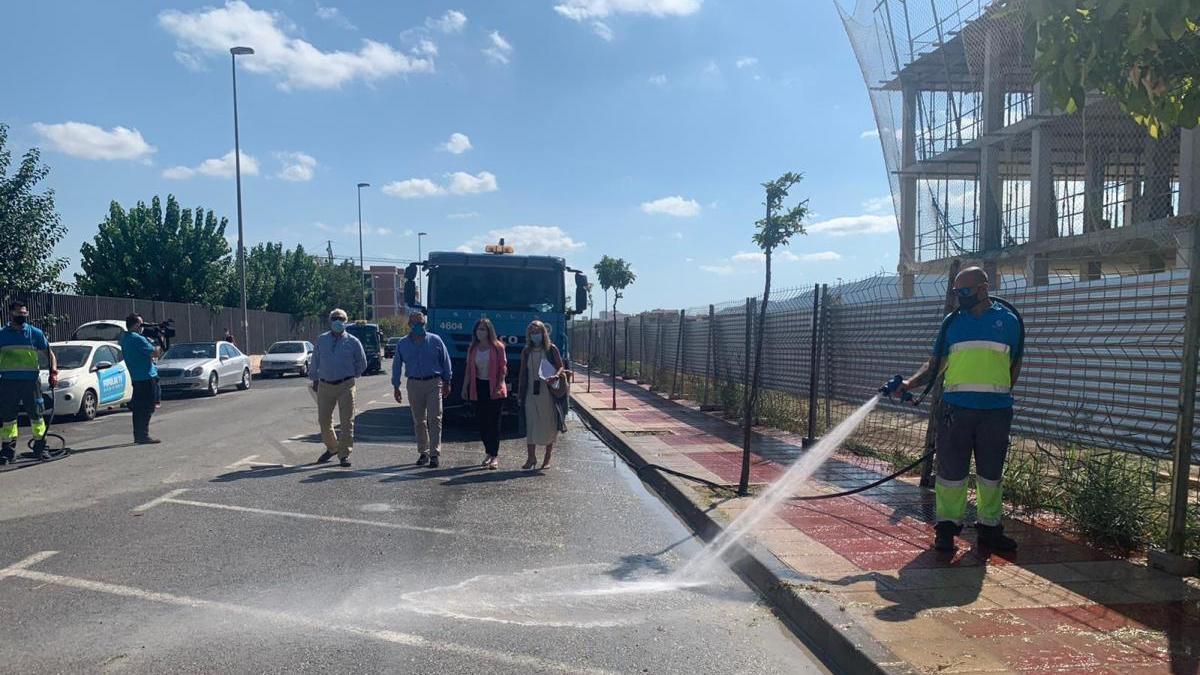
[339,457,352,468]
[975,523,1018,551]
[934,521,962,552]
[416,452,429,466]
[428,455,440,469]
[0,441,15,465]
[316,450,335,464]
[32,439,51,461]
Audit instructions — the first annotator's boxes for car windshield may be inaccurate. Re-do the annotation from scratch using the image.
[162,343,215,360]
[73,323,124,342]
[268,343,304,354]
[53,346,92,370]
[432,267,562,313]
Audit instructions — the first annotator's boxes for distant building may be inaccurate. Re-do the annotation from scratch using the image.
[365,266,408,319]
[598,310,627,321]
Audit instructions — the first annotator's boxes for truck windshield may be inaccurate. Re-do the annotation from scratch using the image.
[346,326,379,347]
[432,267,561,313]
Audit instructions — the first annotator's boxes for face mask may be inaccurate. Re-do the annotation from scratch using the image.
[956,287,981,311]
[476,330,488,341]
[529,333,543,346]
[331,319,345,332]
[411,324,426,337]
[11,315,26,326]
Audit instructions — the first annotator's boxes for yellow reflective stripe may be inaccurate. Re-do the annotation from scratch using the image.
[945,383,1010,393]
[0,345,39,372]
[949,340,1009,355]
[943,348,1011,391]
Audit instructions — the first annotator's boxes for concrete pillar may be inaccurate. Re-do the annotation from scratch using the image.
[1180,127,1200,217]
[900,84,918,297]
[978,27,1005,252]
[1025,84,1056,286]
[1083,142,1109,232]
[1141,135,1176,222]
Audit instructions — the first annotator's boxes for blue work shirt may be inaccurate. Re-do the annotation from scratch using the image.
[936,302,1021,410]
[119,331,158,381]
[310,331,367,383]
[0,323,50,380]
[391,333,452,388]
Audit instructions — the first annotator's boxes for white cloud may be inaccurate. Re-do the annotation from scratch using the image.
[427,10,467,34]
[731,251,765,264]
[275,151,317,181]
[442,132,472,154]
[798,251,842,261]
[174,51,206,72]
[672,231,683,239]
[447,211,481,219]
[860,128,879,139]
[315,221,333,232]
[640,195,700,217]
[341,223,391,236]
[483,30,513,65]
[735,56,757,68]
[703,60,721,77]
[699,264,734,276]
[458,225,584,255]
[382,178,445,199]
[591,21,614,40]
[448,171,498,195]
[32,122,156,161]
[554,0,702,20]
[159,1,433,90]
[315,5,356,30]
[163,150,259,180]
[648,74,667,86]
[732,250,842,264]
[807,214,895,236]
[861,195,893,214]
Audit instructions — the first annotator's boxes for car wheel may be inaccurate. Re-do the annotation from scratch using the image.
[238,369,251,391]
[298,364,308,377]
[76,389,98,422]
[206,372,219,397]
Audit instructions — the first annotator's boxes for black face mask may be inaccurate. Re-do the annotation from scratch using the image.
[11,315,26,326]
[956,287,982,311]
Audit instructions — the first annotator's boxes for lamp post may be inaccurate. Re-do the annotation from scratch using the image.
[357,182,370,319]
[417,232,428,306]
[230,46,254,350]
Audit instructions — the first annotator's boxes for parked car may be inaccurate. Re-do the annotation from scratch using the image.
[71,320,126,343]
[384,336,402,359]
[48,341,134,421]
[260,341,314,378]
[156,341,251,396]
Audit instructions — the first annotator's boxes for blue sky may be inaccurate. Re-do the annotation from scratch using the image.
[3,0,897,312]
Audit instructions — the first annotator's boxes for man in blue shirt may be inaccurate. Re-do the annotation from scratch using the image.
[120,313,162,445]
[0,300,57,462]
[310,308,367,467]
[392,311,452,468]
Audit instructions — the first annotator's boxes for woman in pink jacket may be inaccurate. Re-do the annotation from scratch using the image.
[463,318,508,469]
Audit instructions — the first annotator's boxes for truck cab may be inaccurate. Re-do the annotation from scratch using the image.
[346,321,384,374]
[404,239,588,411]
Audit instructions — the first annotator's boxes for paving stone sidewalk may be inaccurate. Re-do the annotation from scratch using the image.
[573,376,1200,674]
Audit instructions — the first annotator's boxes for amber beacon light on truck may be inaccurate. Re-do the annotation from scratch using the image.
[485,238,515,254]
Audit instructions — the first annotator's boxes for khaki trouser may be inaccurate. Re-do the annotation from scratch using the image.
[317,378,356,458]
[407,378,443,457]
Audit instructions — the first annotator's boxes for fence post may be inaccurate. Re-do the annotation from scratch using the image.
[671,309,685,399]
[654,315,666,392]
[739,297,754,496]
[821,284,831,432]
[611,317,618,410]
[804,284,821,447]
[701,304,715,409]
[623,316,630,378]
[920,259,962,488]
[587,318,593,392]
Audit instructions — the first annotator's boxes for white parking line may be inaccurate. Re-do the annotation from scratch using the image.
[131,488,189,513]
[0,551,615,675]
[225,455,259,469]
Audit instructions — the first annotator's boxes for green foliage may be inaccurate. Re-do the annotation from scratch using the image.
[1061,449,1157,549]
[1026,0,1200,137]
[226,242,324,317]
[0,123,69,293]
[376,315,410,338]
[593,255,636,313]
[77,194,231,305]
[320,259,366,319]
[752,172,809,254]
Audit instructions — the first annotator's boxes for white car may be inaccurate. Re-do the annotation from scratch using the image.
[48,341,134,421]
[70,320,127,343]
[157,341,252,396]
[260,341,314,378]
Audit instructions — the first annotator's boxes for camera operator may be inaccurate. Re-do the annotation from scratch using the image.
[120,313,161,445]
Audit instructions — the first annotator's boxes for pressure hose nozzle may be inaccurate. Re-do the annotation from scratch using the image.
[879,375,914,404]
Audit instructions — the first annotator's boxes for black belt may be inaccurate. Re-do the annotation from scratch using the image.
[320,377,354,385]
[408,375,440,381]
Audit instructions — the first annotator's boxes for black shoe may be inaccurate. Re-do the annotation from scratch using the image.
[339,457,352,468]
[975,523,1018,551]
[136,437,162,445]
[416,453,429,466]
[317,450,335,464]
[0,442,15,465]
[32,439,51,461]
[428,455,440,468]
[934,521,962,552]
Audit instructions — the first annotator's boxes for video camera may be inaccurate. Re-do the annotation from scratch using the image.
[141,319,176,351]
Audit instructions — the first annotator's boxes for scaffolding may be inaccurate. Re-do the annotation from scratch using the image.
[838,0,1200,293]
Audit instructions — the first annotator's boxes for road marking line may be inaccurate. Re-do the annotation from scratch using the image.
[3,553,614,674]
[160,497,560,548]
[131,488,189,513]
[226,454,259,469]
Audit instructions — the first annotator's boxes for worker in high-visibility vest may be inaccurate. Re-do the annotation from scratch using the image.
[900,267,1022,552]
[0,300,58,463]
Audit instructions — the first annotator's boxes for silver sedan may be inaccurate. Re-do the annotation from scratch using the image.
[156,341,252,396]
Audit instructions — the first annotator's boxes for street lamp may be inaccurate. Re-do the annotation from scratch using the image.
[230,46,254,350]
[417,232,427,306]
[357,182,370,319]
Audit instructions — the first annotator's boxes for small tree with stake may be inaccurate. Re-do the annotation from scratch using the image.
[739,172,808,496]
[594,255,636,410]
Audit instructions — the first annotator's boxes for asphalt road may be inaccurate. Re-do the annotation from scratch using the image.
[0,372,829,674]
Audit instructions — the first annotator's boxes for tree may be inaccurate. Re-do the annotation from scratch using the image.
[319,259,366,318]
[0,123,69,294]
[593,255,636,409]
[740,172,808,496]
[231,242,286,310]
[272,244,323,317]
[1025,0,1200,137]
[77,195,231,305]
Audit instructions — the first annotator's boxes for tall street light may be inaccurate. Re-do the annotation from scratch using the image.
[417,231,427,306]
[230,46,254,350]
[357,182,370,320]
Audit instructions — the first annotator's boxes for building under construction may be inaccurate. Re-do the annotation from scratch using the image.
[839,0,1200,294]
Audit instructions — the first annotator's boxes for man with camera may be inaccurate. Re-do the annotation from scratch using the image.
[120,313,162,444]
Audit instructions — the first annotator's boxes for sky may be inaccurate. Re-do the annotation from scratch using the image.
[2,0,897,313]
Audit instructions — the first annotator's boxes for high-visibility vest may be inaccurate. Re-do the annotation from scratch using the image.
[0,328,41,376]
[942,339,1012,394]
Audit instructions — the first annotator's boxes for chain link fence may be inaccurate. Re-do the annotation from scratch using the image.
[571,263,1200,557]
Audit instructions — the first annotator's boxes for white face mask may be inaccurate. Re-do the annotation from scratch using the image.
[476,330,488,341]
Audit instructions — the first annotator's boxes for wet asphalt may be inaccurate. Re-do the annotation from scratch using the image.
[0,373,829,674]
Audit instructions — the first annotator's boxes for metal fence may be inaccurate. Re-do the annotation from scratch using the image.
[7,292,324,355]
[571,263,1200,557]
